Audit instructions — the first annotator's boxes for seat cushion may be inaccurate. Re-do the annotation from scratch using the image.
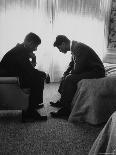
[22,88,31,94]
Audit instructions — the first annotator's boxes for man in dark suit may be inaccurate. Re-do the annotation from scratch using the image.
[50,35,105,118]
[1,32,47,122]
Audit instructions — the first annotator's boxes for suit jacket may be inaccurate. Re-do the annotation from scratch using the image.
[0,44,37,80]
[63,56,74,76]
[65,41,105,75]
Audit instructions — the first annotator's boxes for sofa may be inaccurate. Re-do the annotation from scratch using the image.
[0,76,29,110]
[0,63,30,110]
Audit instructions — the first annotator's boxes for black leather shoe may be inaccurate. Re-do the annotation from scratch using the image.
[50,108,70,119]
[34,104,44,109]
[22,110,47,122]
[50,101,63,108]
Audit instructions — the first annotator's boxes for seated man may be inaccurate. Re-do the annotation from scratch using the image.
[50,35,105,118]
[50,56,74,107]
[0,32,47,122]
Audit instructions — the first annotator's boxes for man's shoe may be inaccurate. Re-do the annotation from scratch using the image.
[50,108,70,119]
[34,103,44,109]
[22,110,47,123]
[50,101,63,108]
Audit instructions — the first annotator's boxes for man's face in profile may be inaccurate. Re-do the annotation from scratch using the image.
[58,42,67,54]
[29,42,38,52]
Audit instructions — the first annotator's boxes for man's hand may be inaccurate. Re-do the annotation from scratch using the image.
[61,73,68,81]
[45,74,50,83]
[29,53,36,67]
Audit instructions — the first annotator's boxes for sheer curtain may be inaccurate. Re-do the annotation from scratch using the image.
[0,0,110,82]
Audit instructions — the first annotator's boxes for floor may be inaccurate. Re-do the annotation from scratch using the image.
[0,82,103,155]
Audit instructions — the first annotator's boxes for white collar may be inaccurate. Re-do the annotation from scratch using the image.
[70,41,72,51]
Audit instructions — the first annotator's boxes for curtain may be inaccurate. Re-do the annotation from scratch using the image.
[107,0,116,48]
[0,0,110,82]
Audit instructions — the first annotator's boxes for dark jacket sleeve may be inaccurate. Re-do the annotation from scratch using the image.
[29,53,36,67]
[18,54,36,77]
[71,45,87,74]
[20,54,46,79]
[63,56,74,76]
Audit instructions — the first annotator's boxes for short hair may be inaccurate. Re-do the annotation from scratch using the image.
[53,35,70,47]
[24,32,41,45]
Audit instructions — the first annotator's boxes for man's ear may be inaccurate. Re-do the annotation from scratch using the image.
[24,40,31,48]
[29,41,34,47]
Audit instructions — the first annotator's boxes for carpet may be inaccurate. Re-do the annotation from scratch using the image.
[0,83,104,155]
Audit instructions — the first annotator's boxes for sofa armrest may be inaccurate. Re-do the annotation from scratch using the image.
[0,77,19,84]
[0,77,29,110]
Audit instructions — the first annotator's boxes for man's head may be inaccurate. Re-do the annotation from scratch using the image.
[53,35,70,54]
[24,32,41,52]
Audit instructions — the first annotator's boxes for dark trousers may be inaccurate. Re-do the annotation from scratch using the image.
[58,70,105,110]
[20,69,46,110]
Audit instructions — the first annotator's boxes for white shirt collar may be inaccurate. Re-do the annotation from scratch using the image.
[70,41,72,51]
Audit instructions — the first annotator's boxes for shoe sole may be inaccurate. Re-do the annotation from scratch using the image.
[22,116,47,123]
[50,112,69,119]
[50,103,62,108]
[35,104,44,109]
